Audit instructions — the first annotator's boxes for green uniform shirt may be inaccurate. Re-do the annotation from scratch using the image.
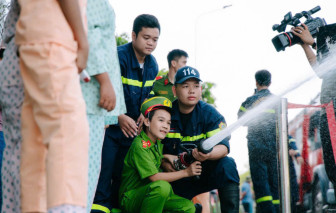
[151,75,176,102]
[119,131,163,198]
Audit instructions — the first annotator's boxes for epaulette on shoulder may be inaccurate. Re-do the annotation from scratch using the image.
[155,76,163,80]
[141,140,152,148]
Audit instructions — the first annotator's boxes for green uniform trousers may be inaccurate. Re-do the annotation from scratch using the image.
[120,180,195,213]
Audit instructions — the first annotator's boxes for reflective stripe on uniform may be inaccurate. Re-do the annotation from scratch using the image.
[289,138,295,143]
[239,106,247,112]
[167,129,221,142]
[91,204,110,213]
[206,128,221,138]
[272,199,280,204]
[240,106,275,114]
[256,195,273,203]
[121,77,155,87]
[265,109,275,113]
[149,91,154,95]
[144,80,155,87]
[166,132,206,141]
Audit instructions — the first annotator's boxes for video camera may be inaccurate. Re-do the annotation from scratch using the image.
[272,6,326,52]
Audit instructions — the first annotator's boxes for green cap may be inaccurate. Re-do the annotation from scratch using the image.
[141,96,172,117]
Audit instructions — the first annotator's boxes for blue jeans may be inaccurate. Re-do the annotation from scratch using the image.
[0,131,5,210]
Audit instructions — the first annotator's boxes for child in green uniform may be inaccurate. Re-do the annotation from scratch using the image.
[119,96,201,213]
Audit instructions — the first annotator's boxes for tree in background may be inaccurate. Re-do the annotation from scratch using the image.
[116,33,129,46]
[202,82,216,107]
[115,33,217,106]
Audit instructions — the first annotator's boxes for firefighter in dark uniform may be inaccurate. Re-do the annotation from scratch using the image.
[238,70,280,213]
[92,14,160,212]
[150,49,188,101]
[162,66,240,213]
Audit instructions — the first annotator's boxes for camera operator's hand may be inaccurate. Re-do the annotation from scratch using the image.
[185,161,202,177]
[291,23,317,66]
[291,23,315,46]
[192,148,211,162]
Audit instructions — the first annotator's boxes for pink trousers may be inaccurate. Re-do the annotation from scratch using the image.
[19,43,89,212]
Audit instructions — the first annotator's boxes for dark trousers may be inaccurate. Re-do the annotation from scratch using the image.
[171,156,240,213]
[92,126,133,212]
[289,157,299,213]
[249,148,279,213]
[320,111,336,199]
[242,202,252,213]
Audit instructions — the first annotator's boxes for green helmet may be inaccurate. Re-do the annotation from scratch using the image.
[140,96,172,117]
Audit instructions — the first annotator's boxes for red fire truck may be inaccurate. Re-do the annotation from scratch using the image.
[288,94,335,213]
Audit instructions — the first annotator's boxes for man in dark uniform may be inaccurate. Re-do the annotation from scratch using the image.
[151,49,188,101]
[162,66,240,213]
[238,70,279,213]
[92,14,161,212]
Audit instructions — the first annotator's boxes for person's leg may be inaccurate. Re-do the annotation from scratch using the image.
[267,156,280,212]
[0,38,24,213]
[92,126,122,212]
[86,115,105,212]
[289,158,299,213]
[110,143,132,209]
[192,192,210,213]
[320,111,336,200]
[120,180,178,213]
[249,154,276,213]
[19,43,89,211]
[211,157,240,213]
[20,92,47,212]
[164,193,195,213]
[0,130,5,209]
[242,202,250,213]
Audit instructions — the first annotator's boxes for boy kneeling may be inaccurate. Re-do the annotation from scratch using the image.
[119,96,201,213]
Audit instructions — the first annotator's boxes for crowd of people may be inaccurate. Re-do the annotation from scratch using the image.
[0,0,335,213]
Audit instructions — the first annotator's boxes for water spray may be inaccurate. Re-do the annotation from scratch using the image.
[199,52,336,152]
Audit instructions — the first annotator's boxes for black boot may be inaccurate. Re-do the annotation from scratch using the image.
[194,203,202,213]
[218,182,240,213]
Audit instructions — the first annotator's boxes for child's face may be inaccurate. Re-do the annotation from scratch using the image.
[145,109,171,141]
[132,27,160,56]
[173,79,202,107]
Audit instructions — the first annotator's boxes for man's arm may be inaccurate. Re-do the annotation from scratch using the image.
[192,144,228,162]
[58,0,88,73]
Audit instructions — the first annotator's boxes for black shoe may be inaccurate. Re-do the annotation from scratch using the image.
[194,203,202,213]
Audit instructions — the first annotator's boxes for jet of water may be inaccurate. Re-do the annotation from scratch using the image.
[201,52,336,151]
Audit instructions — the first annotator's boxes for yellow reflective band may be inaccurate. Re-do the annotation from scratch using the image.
[166,133,206,142]
[149,91,154,95]
[256,196,273,203]
[166,132,182,139]
[206,128,221,138]
[182,134,206,142]
[144,80,155,87]
[240,106,247,112]
[91,204,110,213]
[272,200,280,204]
[121,77,155,88]
[121,76,142,87]
[265,109,275,113]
